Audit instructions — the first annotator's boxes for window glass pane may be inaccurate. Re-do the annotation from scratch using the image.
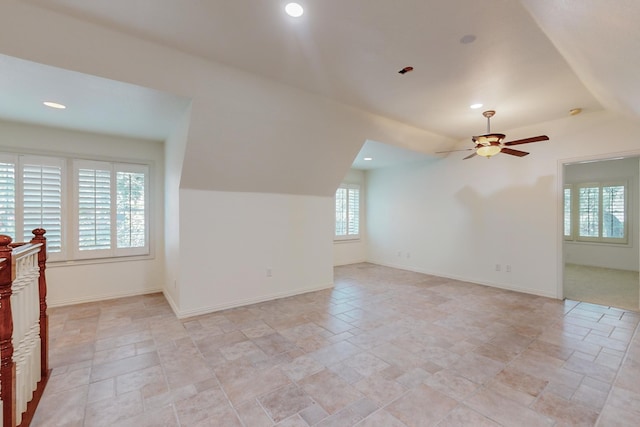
[563,187,571,237]
[117,171,146,248]
[335,188,347,236]
[23,163,62,252]
[0,162,16,236]
[78,168,111,250]
[602,185,625,238]
[578,186,599,238]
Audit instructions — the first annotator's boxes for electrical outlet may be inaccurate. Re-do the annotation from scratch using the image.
[506,265,511,273]
[397,251,402,257]
[495,264,501,272]
[266,268,272,277]
[406,252,411,259]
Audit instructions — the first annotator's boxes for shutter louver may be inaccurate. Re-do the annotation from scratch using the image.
[347,187,359,236]
[23,163,62,252]
[0,161,16,236]
[578,186,599,238]
[78,168,111,251]
[335,188,347,236]
[335,184,360,239]
[563,187,571,237]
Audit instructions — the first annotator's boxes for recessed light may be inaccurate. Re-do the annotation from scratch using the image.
[43,101,66,109]
[470,103,483,109]
[285,3,304,17]
[364,157,373,161]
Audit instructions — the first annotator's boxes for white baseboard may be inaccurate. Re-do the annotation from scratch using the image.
[172,282,335,319]
[162,289,180,316]
[367,260,558,300]
[48,287,163,308]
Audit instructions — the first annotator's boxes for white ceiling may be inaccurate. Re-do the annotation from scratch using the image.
[3,0,638,167]
[0,53,190,141]
[352,140,437,170]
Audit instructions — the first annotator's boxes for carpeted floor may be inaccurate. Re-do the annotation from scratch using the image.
[564,263,639,311]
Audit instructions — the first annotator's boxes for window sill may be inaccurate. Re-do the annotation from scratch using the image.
[564,240,630,248]
[48,253,155,268]
[334,238,361,244]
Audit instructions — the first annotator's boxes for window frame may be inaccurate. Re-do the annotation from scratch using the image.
[563,184,572,240]
[72,159,150,260]
[20,155,66,262]
[566,180,628,245]
[334,183,361,241]
[0,150,151,263]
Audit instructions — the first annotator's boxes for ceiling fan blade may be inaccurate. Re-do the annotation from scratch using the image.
[463,152,477,160]
[435,148,474,154]
[503,135,549,146]
[501,147,529,157]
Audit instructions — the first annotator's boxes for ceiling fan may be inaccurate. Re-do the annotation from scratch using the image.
[437,110,549,159]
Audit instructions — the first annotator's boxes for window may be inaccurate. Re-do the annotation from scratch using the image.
[0,151,150,261]
[565,181,627,244]
[563,185,572,239]
[0,158,16,237]
[74,160,149,258]
[0,154,64,260]
[335,184,360,240]
[22,156,64,254]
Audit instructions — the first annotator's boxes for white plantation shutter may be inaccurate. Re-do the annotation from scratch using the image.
[578,186,599,238]
[347,187,359,236]
[563,186,571,239]
[335,184,360,239]
[602,185,625,239]
[115,164,148,256]
[335,187,347,236]
[0,156,16,237]
[21,157,63,255]
[76,161,112,255]
[575,182,626,243]
[74,160,149,258]
[1,152,150,261]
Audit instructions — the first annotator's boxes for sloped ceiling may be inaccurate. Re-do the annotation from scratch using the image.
[0,0,637,190]
[520,0,640,119]
[19,0,607,139]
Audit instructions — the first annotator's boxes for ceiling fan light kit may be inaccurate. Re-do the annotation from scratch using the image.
[436,110,549,159]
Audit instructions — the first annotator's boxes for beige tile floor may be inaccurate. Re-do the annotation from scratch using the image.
[32,263,640,426]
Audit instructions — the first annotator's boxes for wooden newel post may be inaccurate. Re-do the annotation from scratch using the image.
[30,228,49,377]
[0,234,16,427]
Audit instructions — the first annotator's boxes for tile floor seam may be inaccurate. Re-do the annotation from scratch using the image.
[33,266,639,426]
[593,316,640,427]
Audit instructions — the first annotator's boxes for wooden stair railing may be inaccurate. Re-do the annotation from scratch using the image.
[0,229,50,427]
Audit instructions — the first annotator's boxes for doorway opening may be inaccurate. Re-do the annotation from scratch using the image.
[562,156,639,311]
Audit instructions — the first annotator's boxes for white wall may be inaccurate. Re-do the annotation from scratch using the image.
[334,169,367,266]
[0,1,458,317]
[564,157,639,271]
[0,120,165,306]
[177,190,334,318]
[163,105,192,309]
[367,111,640,299]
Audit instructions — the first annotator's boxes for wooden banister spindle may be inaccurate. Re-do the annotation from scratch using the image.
[0,234,16,427]
[30,228,49,377]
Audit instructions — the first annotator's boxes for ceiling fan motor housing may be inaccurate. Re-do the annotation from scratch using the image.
[472,134,505,146]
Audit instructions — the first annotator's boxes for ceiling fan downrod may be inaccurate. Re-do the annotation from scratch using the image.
[483,110,495,133]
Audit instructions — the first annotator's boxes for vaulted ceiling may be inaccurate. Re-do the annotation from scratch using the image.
[0,0,638,172]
